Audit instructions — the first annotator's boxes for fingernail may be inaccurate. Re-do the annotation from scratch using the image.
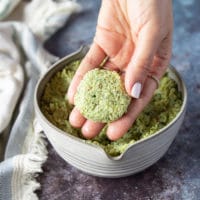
[131,82,142,98]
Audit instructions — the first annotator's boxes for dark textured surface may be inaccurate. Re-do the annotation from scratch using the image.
[37,0,200,199]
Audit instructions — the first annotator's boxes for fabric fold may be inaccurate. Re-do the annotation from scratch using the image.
[0,0,21,20]
[0,0,81,199]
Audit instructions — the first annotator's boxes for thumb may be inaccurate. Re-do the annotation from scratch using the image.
[125,30,161,98]
[67,42,106,104]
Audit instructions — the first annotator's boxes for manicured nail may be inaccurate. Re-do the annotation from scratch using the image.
[131,82,142,98]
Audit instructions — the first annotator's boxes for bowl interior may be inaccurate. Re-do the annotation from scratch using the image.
[35,46,187,160]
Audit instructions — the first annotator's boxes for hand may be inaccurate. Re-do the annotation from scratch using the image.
[67,0,173,140]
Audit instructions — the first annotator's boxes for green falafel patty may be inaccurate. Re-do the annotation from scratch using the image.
[74,69,131,123]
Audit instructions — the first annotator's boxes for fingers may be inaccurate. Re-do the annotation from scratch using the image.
[107,112,134,141]
[69,108,86,128]
[125,29,161,99]
[108,33,171,141]
[70,71,161,141]
[70,107,105,139]
[107,76,158,141]
[81,120,105,139]
[151,33,173,78]
[71,73,157,141]
[67,42,106,104]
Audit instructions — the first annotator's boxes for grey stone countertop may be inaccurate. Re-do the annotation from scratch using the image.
[36,0,200,199]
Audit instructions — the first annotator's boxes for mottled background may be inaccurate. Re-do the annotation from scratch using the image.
[36,0,200,199]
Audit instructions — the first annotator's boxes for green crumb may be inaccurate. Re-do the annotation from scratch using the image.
[74,69,131,123]
[40,60,183,157]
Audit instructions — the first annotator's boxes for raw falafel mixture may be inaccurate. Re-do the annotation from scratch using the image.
[40,60,182,156]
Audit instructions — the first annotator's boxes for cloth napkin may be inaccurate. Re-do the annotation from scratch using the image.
[0,1,81,199]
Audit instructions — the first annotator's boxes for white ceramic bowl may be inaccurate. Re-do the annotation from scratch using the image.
[34,46,187,178]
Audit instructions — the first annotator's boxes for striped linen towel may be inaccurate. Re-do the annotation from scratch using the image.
[0,1,81,199]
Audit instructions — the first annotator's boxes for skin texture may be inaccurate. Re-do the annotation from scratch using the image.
[67,0,173,140]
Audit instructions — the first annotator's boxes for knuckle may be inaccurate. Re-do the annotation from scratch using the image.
[136,60,151,75]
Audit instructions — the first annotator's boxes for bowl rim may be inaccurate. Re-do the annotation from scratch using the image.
[34,45,188,161]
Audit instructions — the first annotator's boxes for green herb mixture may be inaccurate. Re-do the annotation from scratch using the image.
[40,60,182,157]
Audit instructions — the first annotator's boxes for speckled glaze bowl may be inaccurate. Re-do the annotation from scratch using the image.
[34,46,187,178]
